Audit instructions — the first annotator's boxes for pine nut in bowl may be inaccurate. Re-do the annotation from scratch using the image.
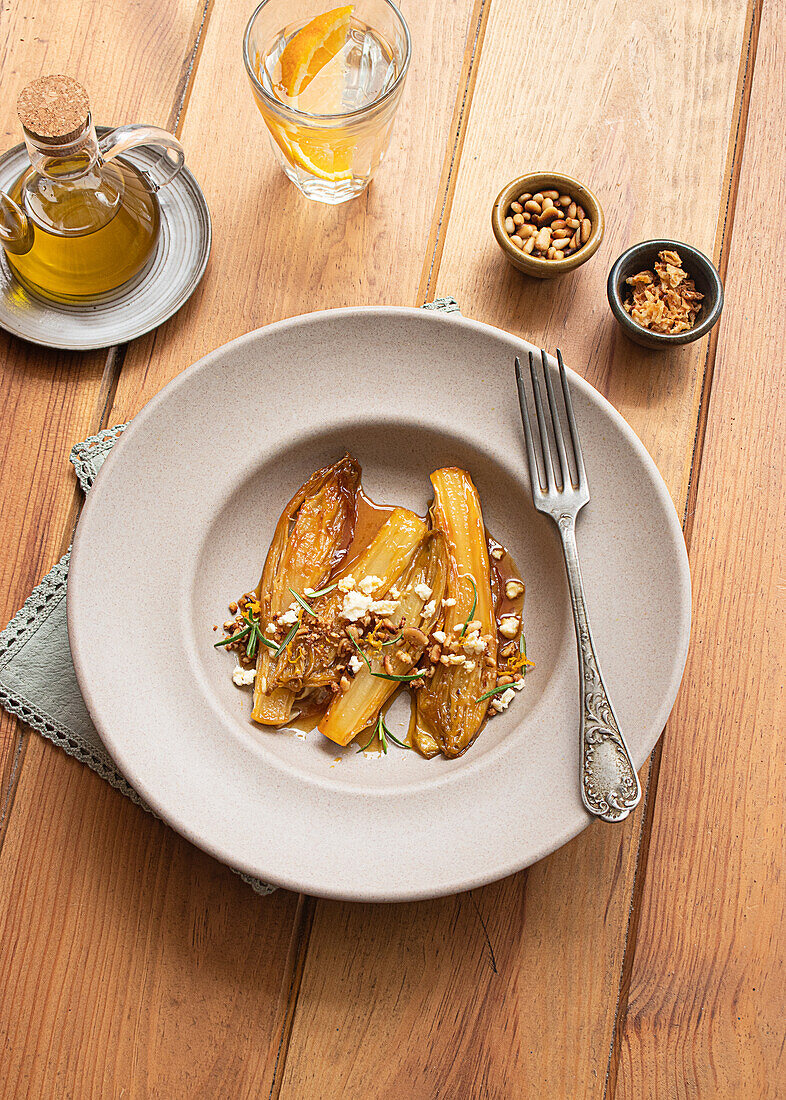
[607,240,723,349]
[492,173,604,279]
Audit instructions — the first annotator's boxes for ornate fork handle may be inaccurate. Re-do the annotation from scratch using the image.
[557,514,641,822]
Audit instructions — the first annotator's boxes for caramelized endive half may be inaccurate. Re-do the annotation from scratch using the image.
[412,468,497,758]
[320,530,448,747]
[253,455,360,726]
[299,507,428,691]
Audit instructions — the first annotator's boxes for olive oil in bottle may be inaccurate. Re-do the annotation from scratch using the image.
[0,75,183,302]
[6,158,159,300]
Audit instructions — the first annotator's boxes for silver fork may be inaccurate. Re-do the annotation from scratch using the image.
[515,350,641,823]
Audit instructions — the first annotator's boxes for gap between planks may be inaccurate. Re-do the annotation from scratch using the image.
[602,1,765,1094]
[0,0,216,860]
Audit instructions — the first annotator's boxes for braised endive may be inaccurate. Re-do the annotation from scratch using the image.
[412,468,497,758]
[253,455,360,725]
[320,531,448,746]
[216,453,529,759]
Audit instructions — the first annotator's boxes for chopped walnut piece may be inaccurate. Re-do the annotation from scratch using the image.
[623,250,703,334]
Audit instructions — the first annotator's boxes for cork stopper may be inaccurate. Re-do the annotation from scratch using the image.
[17,75,90,144]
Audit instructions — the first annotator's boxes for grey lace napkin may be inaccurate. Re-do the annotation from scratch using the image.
[0,297,460,896]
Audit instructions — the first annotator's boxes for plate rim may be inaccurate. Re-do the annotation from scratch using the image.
[68,306,692,900]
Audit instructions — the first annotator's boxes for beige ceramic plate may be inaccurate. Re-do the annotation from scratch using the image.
[68,308,690,901]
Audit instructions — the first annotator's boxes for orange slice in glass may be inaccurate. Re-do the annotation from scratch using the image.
[279,6,353,98]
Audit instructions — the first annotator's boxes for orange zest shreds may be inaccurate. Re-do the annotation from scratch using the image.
[366,622,386,650]
[506,652,535,674]
[279,6,353,97]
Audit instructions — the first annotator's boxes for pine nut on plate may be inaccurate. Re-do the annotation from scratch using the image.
[492,172,604,278]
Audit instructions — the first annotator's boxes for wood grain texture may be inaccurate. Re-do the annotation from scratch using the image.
[0,0,212,833]
[614,1,785,1093]
[0,743,301,1098]
[109,0,484,422]
[0,2,304,1097]
[433,0,750,510]
[0,0,484,1095]
[277,2,756,1097]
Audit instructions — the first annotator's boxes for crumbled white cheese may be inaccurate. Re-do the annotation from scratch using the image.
[464,660,476,671]
[442,596,457,607]
[349,655,364,674]
[232,665,256,686]
[358,574,383,596]
[341,590,373,621]
[490,545,505,560]
[421,599,437,619]
[493,687,516,711]
[462,631,487,656]
[443,653,465,665]
[414,582,432,601]
[432,630,447,644]
[370,598,399,617]
[264,622,277,637]
[499,616,520,639]
[277,605,299,627]
[388,585,401,599]
[465,620,482,633]
[505,578,525,600]
[513,678,527,691]
[452,622,465,634]
[337,575,356,593]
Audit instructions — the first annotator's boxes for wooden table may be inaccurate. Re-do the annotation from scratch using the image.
[0,1,782,1095]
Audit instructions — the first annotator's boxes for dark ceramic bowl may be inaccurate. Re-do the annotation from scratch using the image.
[607,240,723,349]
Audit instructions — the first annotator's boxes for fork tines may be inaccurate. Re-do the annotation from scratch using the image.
[515,349,587,499]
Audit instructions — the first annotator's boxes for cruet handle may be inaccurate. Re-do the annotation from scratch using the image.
[99,125,185,192]
[0,191,33,255]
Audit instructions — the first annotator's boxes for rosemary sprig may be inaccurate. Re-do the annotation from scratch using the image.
[380,632,404,647]
[306,582,338,598]
[356,712,411,754]
[349,635,427,684]
[288,587,316,615]
[519,633,529,674]
[385,725,411,749]
[214,607,276,661]
[476,683,516,704]
[244,611,278,656]
[274,618,300,658]
[213,625,251,648]
[460,575,478,637]
[356,724,381,754]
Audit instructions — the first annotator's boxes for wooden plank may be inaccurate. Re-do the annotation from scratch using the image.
[108,0,484,419]
[0,0,212,827]
[0,0,485,1095]
[0,746,302,1099]
[0,3,293,1098]
[277,1,756,1097]
[613,1,785,1093]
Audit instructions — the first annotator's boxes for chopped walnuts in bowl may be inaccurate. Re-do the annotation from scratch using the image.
[624,250,703,335]
[607,239,723,348]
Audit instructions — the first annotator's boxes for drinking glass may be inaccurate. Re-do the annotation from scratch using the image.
[243,0,411,204]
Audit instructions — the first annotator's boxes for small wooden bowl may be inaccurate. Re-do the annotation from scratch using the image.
[607,239,723,349]
[491,172,604,279]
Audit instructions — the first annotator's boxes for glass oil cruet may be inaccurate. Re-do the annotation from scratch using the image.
[0,74,185,301]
